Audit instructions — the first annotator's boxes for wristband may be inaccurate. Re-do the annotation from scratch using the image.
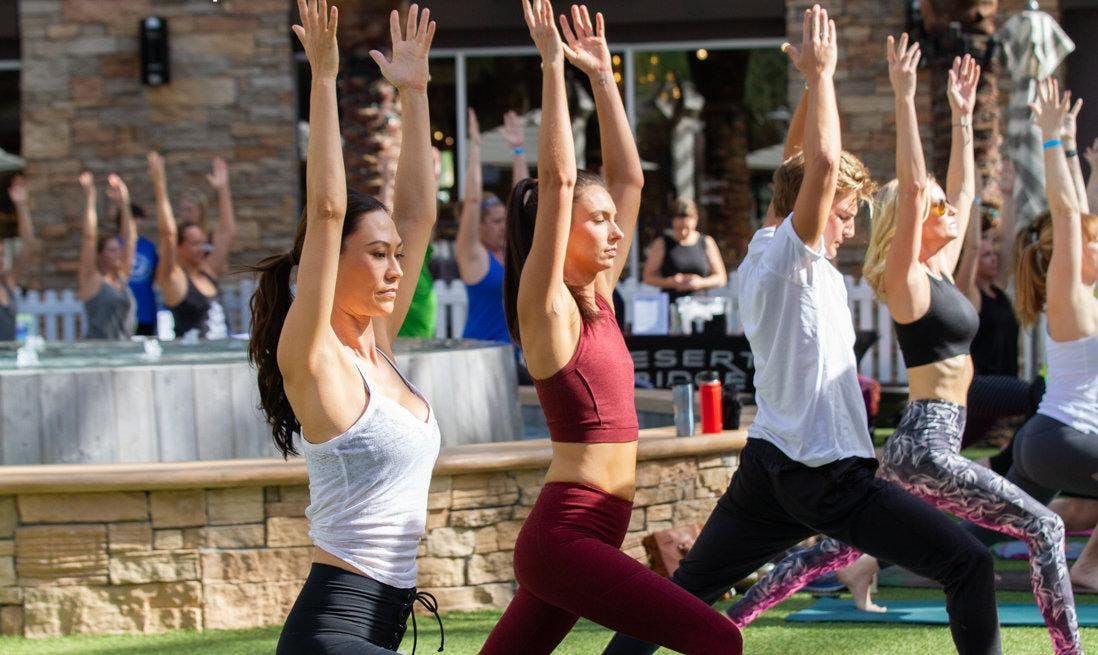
[512,147,525,157]
[1066,149,1078,158]
[1043,138,1062,150]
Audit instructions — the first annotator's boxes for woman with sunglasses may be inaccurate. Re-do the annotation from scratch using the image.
[721,36,1083,655]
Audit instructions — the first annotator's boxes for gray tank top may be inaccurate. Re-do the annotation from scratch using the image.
[84,280,136,340]
[0,281,16,341]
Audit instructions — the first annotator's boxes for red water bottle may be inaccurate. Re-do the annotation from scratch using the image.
[697,371,723,434]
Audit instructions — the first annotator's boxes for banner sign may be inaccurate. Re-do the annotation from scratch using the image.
[625,334,754,391]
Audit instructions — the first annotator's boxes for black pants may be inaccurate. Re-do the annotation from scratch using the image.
[969,413,1098,547]
[601,439,1001,655]
[277,564,442,655]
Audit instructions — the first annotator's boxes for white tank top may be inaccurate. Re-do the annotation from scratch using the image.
[301,348,441,588]
[1038,331,1098,436]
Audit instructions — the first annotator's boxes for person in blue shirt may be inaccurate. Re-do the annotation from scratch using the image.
[121,202,160,336]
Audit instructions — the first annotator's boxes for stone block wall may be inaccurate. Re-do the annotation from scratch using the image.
[0,450,737,637]
[17,0,299,289]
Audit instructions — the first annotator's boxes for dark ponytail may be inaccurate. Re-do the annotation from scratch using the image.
[247,190,388,458]
[503,170,607,346]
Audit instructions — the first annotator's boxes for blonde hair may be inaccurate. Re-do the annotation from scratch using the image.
[862,179,933,302]
[179,187,209,225]
[772,150,877,219]
[1014,211,1098,326]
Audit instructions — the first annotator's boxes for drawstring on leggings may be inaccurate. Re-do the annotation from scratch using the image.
[407,590,444,653]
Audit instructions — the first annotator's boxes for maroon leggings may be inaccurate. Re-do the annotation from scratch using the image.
[480,482,741,655]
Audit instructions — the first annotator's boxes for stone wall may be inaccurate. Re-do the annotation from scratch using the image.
[0,448,738,637]
[17,0,299,289]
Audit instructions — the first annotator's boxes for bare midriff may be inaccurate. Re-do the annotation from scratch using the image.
[906,353,974,406]
[543,440,639,502]
[312,547,363,576]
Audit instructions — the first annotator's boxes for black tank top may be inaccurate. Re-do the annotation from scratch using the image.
[971,285,1019,377]
[659,234,710,301]
[893,273,980,368]
[170,271,220,338]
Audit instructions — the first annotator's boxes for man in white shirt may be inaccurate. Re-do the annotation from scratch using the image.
[603,7,1001,655]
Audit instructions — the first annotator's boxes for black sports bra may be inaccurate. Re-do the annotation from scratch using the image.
[893,273,979,368]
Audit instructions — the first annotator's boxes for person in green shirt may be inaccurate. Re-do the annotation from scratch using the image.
[397,242,436,337]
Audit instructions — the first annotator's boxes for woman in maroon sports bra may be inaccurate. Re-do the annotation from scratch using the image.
[479,3,742,654]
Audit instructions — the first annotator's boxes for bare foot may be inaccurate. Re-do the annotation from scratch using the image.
[836,554,888,613]
[1070,562,1098,593]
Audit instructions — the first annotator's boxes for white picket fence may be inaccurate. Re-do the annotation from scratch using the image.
[20,274,1042,386]
[432,272,1045,386]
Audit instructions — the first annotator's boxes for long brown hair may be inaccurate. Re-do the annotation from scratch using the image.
[1014,211,1098,326]
[503,170,606,345]
[247,190,388,457]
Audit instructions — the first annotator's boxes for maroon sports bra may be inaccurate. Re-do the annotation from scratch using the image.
[532,294,639,443]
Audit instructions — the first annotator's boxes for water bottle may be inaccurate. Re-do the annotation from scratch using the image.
[697,371,723,434]
[672,383,694,437]
[156,309,175,341]
[722,382,743,430]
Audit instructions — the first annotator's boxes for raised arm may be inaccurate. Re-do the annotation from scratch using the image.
[1031,78,1097,340]
[938,55,980,272]
[204,158,237,277]
[369,5,436,343]
[77,171,102,300]
[1062,97,1089,213]
[106,174,137,283]
[517,0,576,358]
[782,86,808,159]
[883,33,930,323]
[786,5,840,248]
[5,175,39,286]
[148,151,187,305]
[560,4,643,292]
[502,110,530,185]
[954,194,982,310]
[455,108,489,284]
[1085,138,1098,212]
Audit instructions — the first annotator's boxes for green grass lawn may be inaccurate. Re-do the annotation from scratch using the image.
[2,588,1095,654]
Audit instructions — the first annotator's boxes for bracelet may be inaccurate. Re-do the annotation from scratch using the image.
[1043,138,1062,150]
[1066,149,1078,158]
[512,147,525,157]
[953,117,971,128]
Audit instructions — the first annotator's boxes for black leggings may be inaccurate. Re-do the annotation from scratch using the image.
[968,413,1098,547]
[277,564,442,655]
[601,438,1001,655]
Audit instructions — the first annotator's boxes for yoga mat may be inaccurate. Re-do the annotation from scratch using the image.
[787,597,1098,625]
[993,540,1085,561]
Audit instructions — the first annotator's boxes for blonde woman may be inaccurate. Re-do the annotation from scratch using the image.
[721,37,1083,655]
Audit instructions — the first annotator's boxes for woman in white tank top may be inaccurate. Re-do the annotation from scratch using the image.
[247,3,443,653]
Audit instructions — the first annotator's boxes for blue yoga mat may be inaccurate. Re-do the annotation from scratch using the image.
[787,597,1098,626]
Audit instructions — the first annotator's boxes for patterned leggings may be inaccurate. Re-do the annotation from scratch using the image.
[726,400,1081,655]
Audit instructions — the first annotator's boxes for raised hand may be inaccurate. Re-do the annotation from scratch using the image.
[523,0,564,66]
[369,5,434,92]
[501,110,525,148]
[1085,137,1098,170]
[7,174,27,205]
[105,174,130,207]
[468,108,481,148]
[887,33,921,100]
[1062,96,1083,144]
[292,0,339,80]
[78,171,95,198]
[782,4,837,80]
[1030,78,1071,140]
[147,151,167,190]
[559,4,611,77]
[947,54,980,116]
[206,157,229,190]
